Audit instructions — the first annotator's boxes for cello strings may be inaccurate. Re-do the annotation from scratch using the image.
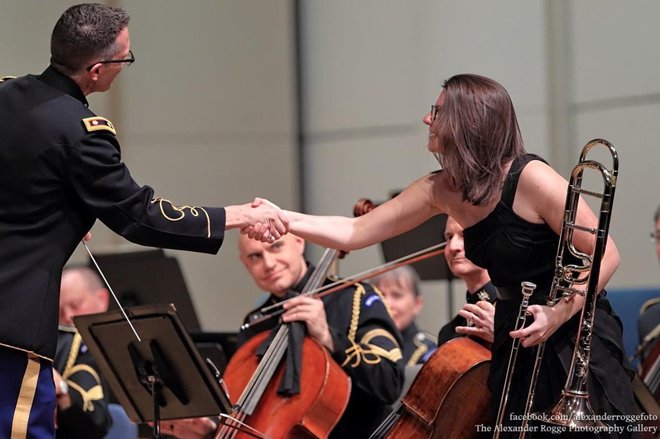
[217,413,266,439]
[240,326,291,414]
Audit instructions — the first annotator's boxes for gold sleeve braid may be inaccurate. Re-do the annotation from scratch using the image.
[407,337,430,366]
[151,197,211,238]
[62,333,105,412]
[63,332,82,376]
[340,284,403,368]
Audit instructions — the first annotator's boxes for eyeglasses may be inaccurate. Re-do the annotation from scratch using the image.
[430,104,440,123]
[651,232,660,243]
[86,50,135,71]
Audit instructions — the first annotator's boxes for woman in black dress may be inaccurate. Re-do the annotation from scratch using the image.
[248,74,640,437]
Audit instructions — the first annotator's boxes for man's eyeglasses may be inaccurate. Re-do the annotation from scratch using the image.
[430,104,440,123]
[86,50,135,71]
[651,232,660,243]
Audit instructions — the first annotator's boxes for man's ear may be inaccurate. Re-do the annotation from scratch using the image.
[413,295,424,316]
[87,64,101,81]
[98,288,110,311]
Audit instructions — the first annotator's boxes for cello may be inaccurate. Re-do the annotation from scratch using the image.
[370,337,491,439]
[353,198,492,439]
[215,249,351,439]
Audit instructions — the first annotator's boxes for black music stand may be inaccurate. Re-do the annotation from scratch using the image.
[74,304,232,439]
[87,249,201,331]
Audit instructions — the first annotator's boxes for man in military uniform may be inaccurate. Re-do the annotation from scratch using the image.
[161,233,404,438]
[372,266,437,366]
[54,266,113,439]
[438,216,496,346]
[0,4,287,437]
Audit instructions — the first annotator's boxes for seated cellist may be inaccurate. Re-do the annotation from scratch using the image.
[162,233,404,439]
[438,215,497,347]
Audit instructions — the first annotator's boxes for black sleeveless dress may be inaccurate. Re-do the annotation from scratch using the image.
[463,154,639,437]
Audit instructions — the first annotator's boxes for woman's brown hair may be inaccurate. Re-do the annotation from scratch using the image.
[433,74,526,206]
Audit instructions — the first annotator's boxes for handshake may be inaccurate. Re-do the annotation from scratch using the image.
[227,197,289,243]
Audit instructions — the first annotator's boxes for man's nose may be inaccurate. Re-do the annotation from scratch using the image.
[447,236,463,253]
[262,252,277,268]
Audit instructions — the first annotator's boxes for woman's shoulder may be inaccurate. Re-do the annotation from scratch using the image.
[518,158,561,186]
[515,158,568,222]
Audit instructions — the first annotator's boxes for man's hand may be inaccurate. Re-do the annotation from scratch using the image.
[455,301,495,343]
[158,417,216,439]
[281,296,334,351]
[53,369,72,411]
[227,198,288,242]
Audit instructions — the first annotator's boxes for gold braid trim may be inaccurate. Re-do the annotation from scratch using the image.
[341,284,403,368]
[341,341,382,368]
[62,334,105,413]
[63,332,82,377]
[63,364,104,412]
[151,197,211,238]
[341,329,403,368]
[407,337,429,366]
[347,283,366,342]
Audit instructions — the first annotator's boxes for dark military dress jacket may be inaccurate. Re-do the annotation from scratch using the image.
[54,327,111,439]
[239,267,405,439]
[400,323,437,366]
[0,68,226,359]
[437,281,497,347]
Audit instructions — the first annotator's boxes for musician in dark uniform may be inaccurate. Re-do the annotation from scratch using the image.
[438,215,497,347]
[53,266,115,439]
[54,326,110,439]
[0,4,287,437]
[162,233,404,439]
[372,265,437,365]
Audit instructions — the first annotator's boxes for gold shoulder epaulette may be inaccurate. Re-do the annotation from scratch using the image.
[82,116,117,136]
[0,76,17,83]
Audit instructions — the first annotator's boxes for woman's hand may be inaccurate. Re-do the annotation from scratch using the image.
[509,301,572,348]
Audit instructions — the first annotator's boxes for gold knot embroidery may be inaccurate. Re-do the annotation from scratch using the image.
[341,342,383,368]
[152,197,211,238]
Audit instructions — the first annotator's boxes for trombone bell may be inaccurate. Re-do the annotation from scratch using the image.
[541,389,608,430]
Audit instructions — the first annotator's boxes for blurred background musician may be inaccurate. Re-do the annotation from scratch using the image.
[54,266,113,439]
[438,216,496,347]
[372,265,437,366]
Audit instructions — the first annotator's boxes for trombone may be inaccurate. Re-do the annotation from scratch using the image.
[495,139,618,437]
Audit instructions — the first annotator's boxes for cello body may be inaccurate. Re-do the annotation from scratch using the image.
[385,337,491,439]
[220,330,351,439]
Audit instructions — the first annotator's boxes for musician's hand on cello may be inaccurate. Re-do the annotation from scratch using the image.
[455,300,495,343]
[281,295,335,352]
